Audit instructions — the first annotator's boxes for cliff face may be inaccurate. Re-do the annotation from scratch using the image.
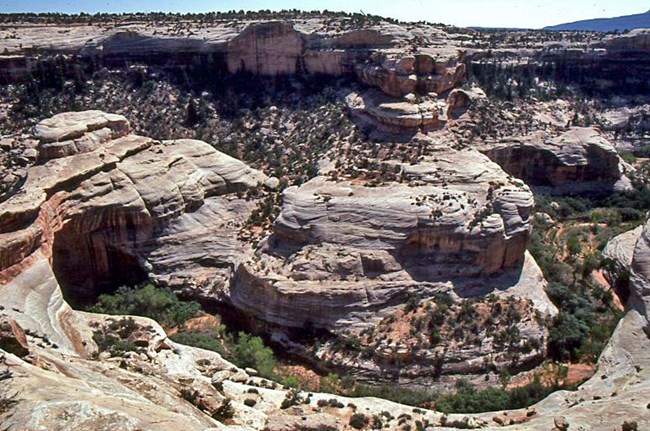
[226,22,305,75]
[630,219,650,321]
[478,127,631,193]
[0,111,266,304]
[356,53,466,98]
[0,20,466,112]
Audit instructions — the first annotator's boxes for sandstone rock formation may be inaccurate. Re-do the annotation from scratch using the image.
[232,136,555,385]
[34,110,131,160]
[0,14,648,429]
[346,89,447,135]
[0,111,266,305]
[227,22,305,75]
[0,19,462,96]
[630,219,650,321]
[356,52,466,98]
[1,111,554,390]
[603,225,644,272]
[238,146,539,325]
[0,80,647,429]
[477,127,632,193]
[606,28,650,51]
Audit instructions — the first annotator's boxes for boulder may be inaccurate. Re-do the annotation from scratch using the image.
[34,111,130,160]
[0,317,28,357]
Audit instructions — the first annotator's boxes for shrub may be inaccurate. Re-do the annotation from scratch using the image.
[280,389,304,409]
[232,332,277,379]
[371,415,383,429]
[319,373,341,392]
[435,378,553,413]
[328,398,344,408]
[349,384,435,407]
[619,150,637,164]
[180,388,199,405]
[349,413,369,429]
[92,318,139,356]
[212,399,235,422]
[281,375,300,389]
[545,282,594,361]
[169,330,227,356]
[89,284,200,328]
[243,398,257,407]
[0,388,18,414]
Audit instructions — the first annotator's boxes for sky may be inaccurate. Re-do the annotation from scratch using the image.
[0,1,648,29]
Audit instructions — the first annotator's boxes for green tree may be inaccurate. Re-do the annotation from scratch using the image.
[232,332,277,378]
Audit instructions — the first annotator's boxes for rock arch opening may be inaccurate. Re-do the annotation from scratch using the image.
[52,220,148,307]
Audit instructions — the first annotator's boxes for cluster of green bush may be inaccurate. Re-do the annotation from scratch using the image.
[92,317,139,356]
[88,284,201,328]
[88,283,279,378]
[434,377,554,413]
[545,282,622,362]
[347,377,554,413]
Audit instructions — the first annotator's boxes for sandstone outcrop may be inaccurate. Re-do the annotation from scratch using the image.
[603,225,644,271]
[606,29,650,51]
[0,14,648,428]
[231,137,555,385]
[236,144,539,325]
[477,127,631,193]
[0,38,646,425]
[356,52,466,98]
[34,110,131,160]
[630,219,650,321]
[227,22,305,75]
[346,89,447,134]
[0,19,464,102]
[0,111,266,304]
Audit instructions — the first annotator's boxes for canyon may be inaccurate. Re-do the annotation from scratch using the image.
[0,12,649,431]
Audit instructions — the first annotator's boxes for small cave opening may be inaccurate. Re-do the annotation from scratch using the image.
[52,222,148,308]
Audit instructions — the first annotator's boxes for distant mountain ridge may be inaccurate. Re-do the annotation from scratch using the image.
[545,9,650,31]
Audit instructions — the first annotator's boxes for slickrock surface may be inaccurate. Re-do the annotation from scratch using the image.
[0,110,648,429]
[237,143,539,325]
[347,89,448,134]
[233,138,555,384]
[631,219,650,319]
[0,15,648,426]
[2,111,554,391]
[603,225,645,270]
[0,111,266,304]
[34,110,131,160]
[477,127,631,193]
